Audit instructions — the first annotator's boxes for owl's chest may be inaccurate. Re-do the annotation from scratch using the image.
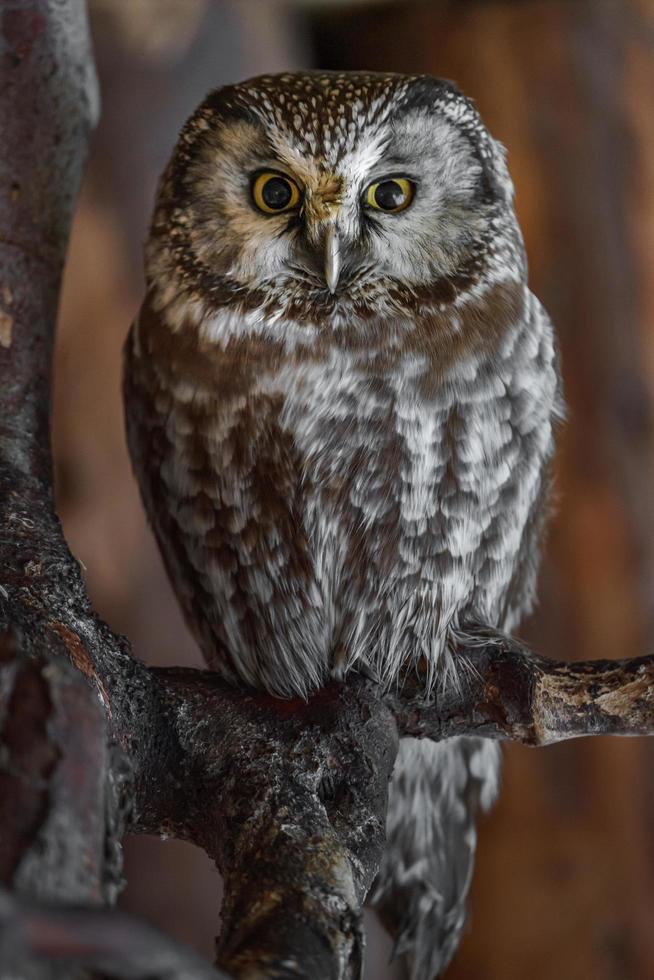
[155,321,546,622]
[258,350,520,575]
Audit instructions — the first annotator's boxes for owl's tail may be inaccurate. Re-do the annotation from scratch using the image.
[370,736,501,979]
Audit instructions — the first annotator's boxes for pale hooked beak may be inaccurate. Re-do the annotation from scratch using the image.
[324,224,341,293]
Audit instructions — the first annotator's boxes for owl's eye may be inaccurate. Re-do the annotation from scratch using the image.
[365,177,415,214]
[252,172,301,214]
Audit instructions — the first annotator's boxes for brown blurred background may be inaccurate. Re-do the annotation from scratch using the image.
[53,1,654,977]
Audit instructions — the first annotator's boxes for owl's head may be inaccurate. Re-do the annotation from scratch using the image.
[148,72,523,328]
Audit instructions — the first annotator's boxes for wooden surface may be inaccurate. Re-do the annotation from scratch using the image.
[50,1,654,977]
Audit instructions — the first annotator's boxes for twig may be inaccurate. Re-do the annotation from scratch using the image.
[388,638,654,745]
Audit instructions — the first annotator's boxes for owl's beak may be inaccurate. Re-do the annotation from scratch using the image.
[324,224,341,293]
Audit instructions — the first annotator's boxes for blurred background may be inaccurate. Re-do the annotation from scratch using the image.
[53,0,654,977]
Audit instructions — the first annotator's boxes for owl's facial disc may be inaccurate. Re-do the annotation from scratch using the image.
[166,73,515,319]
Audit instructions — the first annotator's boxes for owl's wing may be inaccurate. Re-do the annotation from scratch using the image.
[500,296,564,633]
[123,303,329,696]
[122,314,239,678]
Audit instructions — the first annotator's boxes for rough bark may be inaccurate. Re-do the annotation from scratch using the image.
[390,638,654,746]
[2,2,654,979]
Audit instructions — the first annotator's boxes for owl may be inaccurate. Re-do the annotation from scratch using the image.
[124,72,562,978]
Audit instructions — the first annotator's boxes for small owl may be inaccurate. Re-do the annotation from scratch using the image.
[124,72,562,978]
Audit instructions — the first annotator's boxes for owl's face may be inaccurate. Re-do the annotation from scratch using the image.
[149,72,522,328]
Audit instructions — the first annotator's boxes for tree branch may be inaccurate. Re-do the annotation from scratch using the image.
[113,668,398,979]
[0,0,98,481]
[388,637,654,745]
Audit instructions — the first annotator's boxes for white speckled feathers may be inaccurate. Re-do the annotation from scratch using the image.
[123,71,562,979]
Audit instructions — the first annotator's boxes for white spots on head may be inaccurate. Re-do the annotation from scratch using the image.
[220,71,413,171]
[145,70,524,347]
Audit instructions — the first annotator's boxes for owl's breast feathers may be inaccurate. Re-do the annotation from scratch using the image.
[124,283,560,696]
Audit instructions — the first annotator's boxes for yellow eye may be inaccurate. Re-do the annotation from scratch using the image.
[365,177,415,213]
[252,172,301,214]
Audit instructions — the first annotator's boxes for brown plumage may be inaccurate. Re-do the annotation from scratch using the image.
[124,72,562,977]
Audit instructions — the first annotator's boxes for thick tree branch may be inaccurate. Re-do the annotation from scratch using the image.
[0,629,108,902]
[127,671,398,979]
[0,5,118,946]
[0,0,98,482]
